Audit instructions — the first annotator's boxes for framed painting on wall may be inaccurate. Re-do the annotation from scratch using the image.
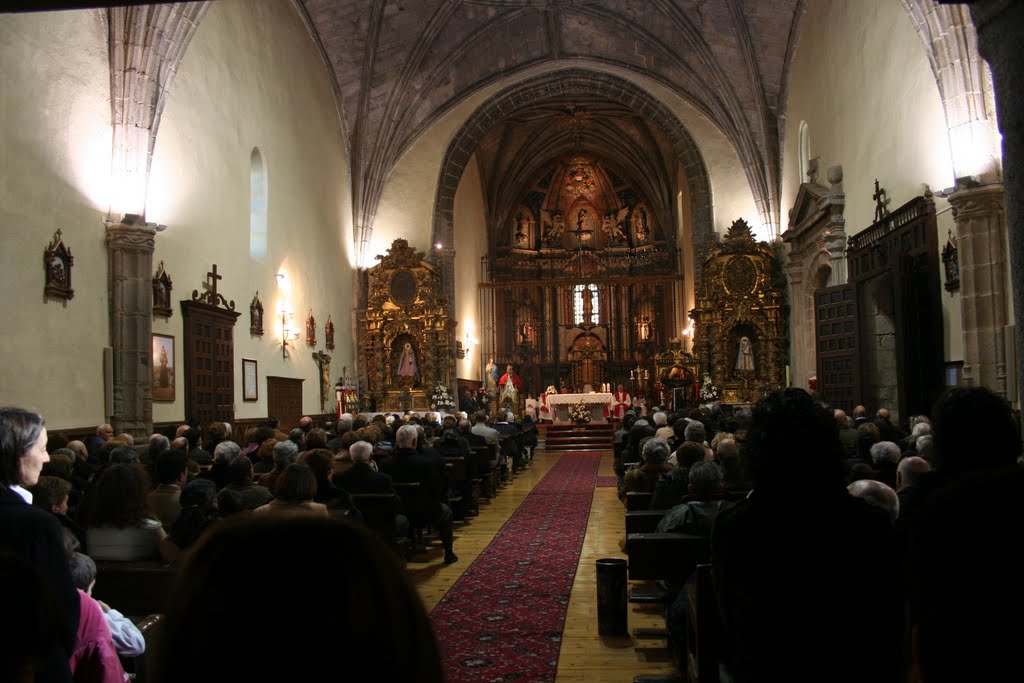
[152,334,175,402]
[242,358,258,401]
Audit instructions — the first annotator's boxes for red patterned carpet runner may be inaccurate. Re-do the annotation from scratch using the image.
[595,475,617,488]
[430,452,602,682]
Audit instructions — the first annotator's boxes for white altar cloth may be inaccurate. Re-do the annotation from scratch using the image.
[546,392,614,424]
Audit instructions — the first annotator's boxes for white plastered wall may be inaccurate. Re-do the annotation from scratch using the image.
[145,0,353,423]
[780,0,963,363]
[0,10,112,429]
[452,154,488,385]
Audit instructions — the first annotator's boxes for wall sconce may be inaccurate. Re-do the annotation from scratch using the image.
[280,306,301,359]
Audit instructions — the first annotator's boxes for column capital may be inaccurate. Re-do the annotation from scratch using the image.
[105,220,156,254]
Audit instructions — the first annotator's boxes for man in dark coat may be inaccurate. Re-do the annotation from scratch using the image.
[379,424,457,565]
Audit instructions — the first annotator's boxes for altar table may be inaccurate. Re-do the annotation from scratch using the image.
[546,392,614,424]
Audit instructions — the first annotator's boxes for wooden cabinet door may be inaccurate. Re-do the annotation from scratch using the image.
[815,283,860,412]
[182,302,239,426]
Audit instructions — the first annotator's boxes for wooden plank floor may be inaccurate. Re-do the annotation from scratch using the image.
[411,448,680,682]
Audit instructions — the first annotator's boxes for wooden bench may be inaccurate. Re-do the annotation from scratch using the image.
[92,561,176,618]
[626,509,669,534]
[123,613,163,683]
[350,492,412,562]
[391,481,431,550]
[685,563,721,683]
[625,491,654,511]
[470,444,498,498]
[443,455,471,520]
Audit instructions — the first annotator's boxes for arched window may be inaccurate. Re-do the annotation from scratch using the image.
[573,283,599,325]
[249,147,268,261]
[798,121,811,184]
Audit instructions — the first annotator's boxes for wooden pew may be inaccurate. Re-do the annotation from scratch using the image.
[391,481,430,550]
[626,532,708,586]
[625,491,654,511]
[685,563,721,683]
[443,455,471,520]
[626,509,669,535]
[124,613,163,683]
[350,492,412,562]
[470,444,498,498]
[92,561,176,618]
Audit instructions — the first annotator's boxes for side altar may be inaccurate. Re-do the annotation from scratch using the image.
[547,392,613,424]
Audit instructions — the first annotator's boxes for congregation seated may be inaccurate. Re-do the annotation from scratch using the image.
[162,477,221,561]
[847,478,899,523]
[155,514,445,682]
[711,388,903,683]
[258,439,298,493]
[655,461,727,536]
[379,424,458,565]
[68,550,145,661]
[869,440,901,488]
[894,454,930,516]
[84,463,171,563]
[206,439,239,490]
[650,441,705,510]
[219,454,272,511]
[253,463,328,517]
[620,438,672,501]
[148,450,187,531]
[301,447,360,520]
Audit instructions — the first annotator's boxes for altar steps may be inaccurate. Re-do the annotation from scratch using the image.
[539,423,616,451]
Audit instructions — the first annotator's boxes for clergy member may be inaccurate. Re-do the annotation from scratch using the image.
[612,384,631,420]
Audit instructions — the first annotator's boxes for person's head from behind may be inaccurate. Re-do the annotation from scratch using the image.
[847,479,899,523]
[932,386,1022,473]
[896,456,931,490]
[68,551,97,593]
[213,440,240,464]
[742,388,844,492]
[641,438,670,466]
[272,440,299,471]
[0,406,48,489]
[396,424,418,449]
[156,515,444,683]
[227,454,254,485]
[155,451,188,486]
[688,460,724,498]
[41,451,74,480]
[304,428,328,452]
[349,440,373,465]
[869,441,901,467]
[684,420,706,444]
[30,475,71,516]
[676,441,705,470]
[86,463,152,528]
[274,463,317,504]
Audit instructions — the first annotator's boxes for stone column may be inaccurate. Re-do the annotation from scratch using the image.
[970,0,1024,406]
[948,182,1008,396]
[825,165,847,287]
[105,218,156,437]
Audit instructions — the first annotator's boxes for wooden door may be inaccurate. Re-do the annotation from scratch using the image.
[814,283,860,412]
[267,376,304,431]
[182,302,239,426]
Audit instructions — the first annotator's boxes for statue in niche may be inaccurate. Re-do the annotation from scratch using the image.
[581,286,594,325]
[542,212,564,246]
[735,336,755,372]
[514,212,529,245]
[632,205,650,241]
[638,316,651,341]
[398,342,418,382]
[603,209,628,245]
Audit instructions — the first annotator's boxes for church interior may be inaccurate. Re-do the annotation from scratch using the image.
[2,0,1023,680]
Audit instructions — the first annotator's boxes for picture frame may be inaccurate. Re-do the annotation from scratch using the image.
[242,358,258,401]
[152,334,175,402]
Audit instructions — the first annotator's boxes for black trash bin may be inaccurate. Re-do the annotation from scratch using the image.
[595,557,628,636]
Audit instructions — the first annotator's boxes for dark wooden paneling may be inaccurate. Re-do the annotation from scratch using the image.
[815,283,860,412]
[266,376,304,432]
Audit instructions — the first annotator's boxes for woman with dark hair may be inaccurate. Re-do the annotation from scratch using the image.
[156,515,444,683]
[84,463,169,562]
[303,428,328,451]
[162,478,221,562]
[254,463,327,517]
[711,389,903,683]
[297,450,361,520]
[0,406,81,681]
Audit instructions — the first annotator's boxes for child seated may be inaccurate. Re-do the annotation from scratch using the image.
[68,552,146,657]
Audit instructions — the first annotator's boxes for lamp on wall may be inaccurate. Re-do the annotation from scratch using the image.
[280,305,301,359]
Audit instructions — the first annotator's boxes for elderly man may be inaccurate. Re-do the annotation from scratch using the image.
[621,437,672,500]
[894,455,930,517]
[379,424,458,565]
[220,454,273,511]
[207,440,241,490]
[471,411,499,446]
[259,440,299,494]
[656,461,726,535]
[85,423,114,460]
[869,441,901,488]
[835,409,860,459]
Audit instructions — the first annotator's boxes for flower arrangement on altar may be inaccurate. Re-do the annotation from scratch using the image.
[569,399,591,424]
[430,383,456,412]
[699,373,719,401]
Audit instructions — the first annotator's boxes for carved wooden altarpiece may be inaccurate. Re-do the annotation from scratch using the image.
[690,219,787,404]
[363,239,453,412]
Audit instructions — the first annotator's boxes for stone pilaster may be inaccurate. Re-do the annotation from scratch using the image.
[105,220,156,437]
[948,183,1008,396]
[825,165,847,287]
[971,0,1024,407]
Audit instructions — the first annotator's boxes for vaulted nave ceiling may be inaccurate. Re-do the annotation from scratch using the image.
[298,0,805,240]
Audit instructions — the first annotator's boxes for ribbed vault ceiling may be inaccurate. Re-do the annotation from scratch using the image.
[298,0,806,239]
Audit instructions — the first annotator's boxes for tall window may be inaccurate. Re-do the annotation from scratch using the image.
[573,283,599,325]
[249,147,268,261]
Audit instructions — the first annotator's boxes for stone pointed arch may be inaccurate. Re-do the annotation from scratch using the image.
[429,68,714,305]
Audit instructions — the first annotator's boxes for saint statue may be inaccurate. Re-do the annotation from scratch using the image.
[638,316,651,341]
[735,336,755,372]
[581,286,593,324]
[158,346,170,387]
[398,342,418,381]
[485,357,499,391]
